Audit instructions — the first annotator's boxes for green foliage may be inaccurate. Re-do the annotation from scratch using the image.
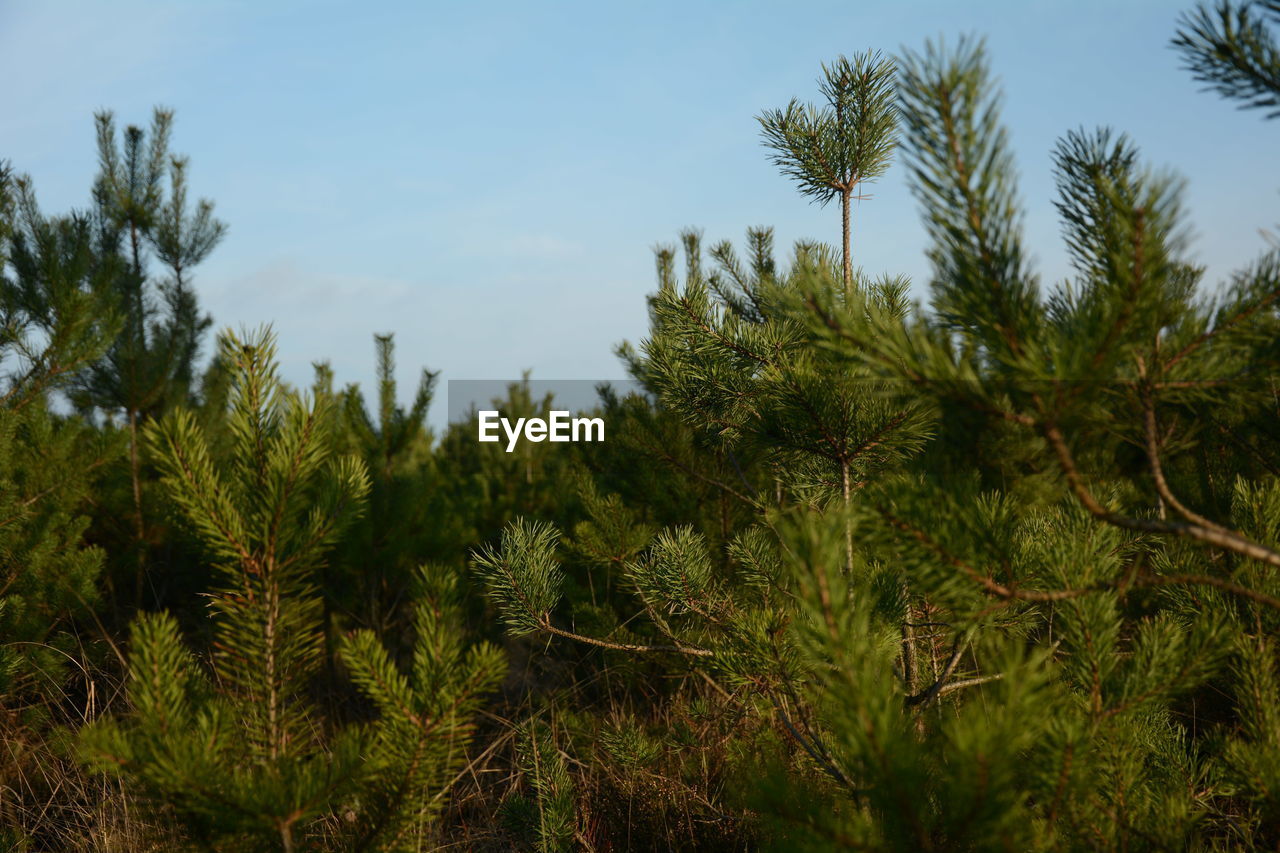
[641,228,929,511]
[779,34,1280,850]
[472,519,564,637]
[758,51,899,205]
[80,327,370,849]
[0,164,120,846]
[758,51,899,288]
[896,36,1039,352]
[1174,0,1280,117]
[0,403,110,696]
[1,165,120,405]
[7,3,1280,849]
[326,333,440,635]
[476,27,1280,851]
[565,473,654,571]
[512,719,576,852]
[80,328,499,850]
[75,107,221,420]
[339,563,506,849]
[70,106,224,615]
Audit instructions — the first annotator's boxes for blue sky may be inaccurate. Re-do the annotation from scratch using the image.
[3,0,1275,427]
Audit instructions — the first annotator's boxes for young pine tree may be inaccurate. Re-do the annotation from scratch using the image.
[778,34,1280,848]
[757,51,898,292]
[326,333,438,637]
[0,165,119,684]
[73,107,225,611]
[81,327,504,851]
[0,163,122,844]
[474,28,1280,849]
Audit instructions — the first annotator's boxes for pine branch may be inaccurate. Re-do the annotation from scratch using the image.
[1141,384,1232,534]
[1039,417,1280,570]
[540,621,714,657]
[1174,0,1280,117]
[879,504,1280,610]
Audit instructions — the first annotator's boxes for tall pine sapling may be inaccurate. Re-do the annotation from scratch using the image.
[80,327,371,849]
[328,333,438,635]
[780,34,1280,846]
[758,51,898,292]
[81,327,504,850]
[0,163,118,697]
[74,107,224,610]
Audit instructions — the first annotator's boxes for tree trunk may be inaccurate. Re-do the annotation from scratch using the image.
[841,188,853,295]
[129,223,143,278]
[841,458,853,574]
[129,409,147,609]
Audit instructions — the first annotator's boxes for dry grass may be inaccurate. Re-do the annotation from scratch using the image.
[0,640,182,852]
[2,632,769,851]
[430,639,767,852]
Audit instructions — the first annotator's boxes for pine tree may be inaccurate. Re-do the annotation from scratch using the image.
[473,29,1280,848]
[73,107,225,611]
[758,51,898,292]
[508,718,577,852]
[0,161,123,846]
[81,327,504,851]
[470,224,931,833]
[339,562,506,849]
[778,34,1280,847]
[327,333,438,636]
[1,166,120,407]
[1175,0,1280,245]
[0,165,119,688]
